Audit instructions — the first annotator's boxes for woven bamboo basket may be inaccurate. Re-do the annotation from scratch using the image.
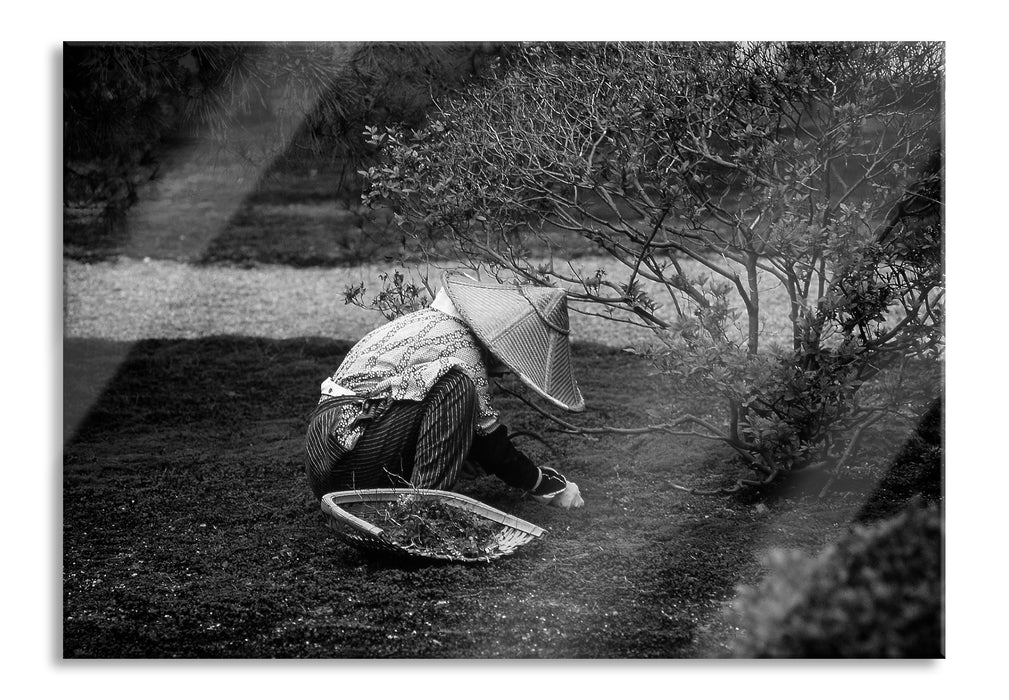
[321,488,545,562]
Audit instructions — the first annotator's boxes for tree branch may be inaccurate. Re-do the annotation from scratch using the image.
[495,381,732,443]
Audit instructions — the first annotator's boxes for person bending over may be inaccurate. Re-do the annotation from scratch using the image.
[305,272,585,509]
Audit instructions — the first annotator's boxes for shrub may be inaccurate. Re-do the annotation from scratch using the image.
[729,501,943,658]
[362,41,944,491]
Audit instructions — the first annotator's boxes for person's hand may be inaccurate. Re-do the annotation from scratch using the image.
[530,467,584,508]
[549,481,584,509]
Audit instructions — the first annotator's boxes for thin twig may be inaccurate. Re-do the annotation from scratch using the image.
[668,468,782,497]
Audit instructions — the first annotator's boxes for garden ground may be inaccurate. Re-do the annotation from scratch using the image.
[65,334,916,658]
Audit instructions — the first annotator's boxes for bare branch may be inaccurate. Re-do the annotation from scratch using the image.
[495,381,730,442]
[669,468,783,497]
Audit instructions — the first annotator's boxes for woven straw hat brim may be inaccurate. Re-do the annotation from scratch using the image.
[443,273,585,412]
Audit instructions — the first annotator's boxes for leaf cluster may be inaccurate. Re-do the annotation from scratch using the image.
[343,268,431,321]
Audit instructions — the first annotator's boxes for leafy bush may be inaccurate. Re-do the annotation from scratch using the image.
[343,269,431,321]
[361,42,944,490]
[729,501,943,658]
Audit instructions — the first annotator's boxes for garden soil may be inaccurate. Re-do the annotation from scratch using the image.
[63,329,925,658]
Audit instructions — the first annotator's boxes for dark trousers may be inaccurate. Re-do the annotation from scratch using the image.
[305,368,478,498]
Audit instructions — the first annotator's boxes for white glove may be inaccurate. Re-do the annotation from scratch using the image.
[549,481,584,509]
[530,466,584,508]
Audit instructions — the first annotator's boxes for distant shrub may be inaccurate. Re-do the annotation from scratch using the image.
[729,501,943,657]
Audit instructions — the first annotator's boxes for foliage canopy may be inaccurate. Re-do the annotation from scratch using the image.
[362,41,944,490]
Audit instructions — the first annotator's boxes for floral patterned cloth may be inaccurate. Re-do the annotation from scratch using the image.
[321,307,500,450]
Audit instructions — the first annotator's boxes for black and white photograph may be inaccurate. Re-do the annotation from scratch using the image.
[22,2,1005,686]
[58,37,945,661]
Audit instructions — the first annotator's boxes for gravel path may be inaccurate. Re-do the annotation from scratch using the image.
[64,258,391,342]
[62,257,671,347]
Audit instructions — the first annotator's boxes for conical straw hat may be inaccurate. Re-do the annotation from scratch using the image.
[442,272,585,412]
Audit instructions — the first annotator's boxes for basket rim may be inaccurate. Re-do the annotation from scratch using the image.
[320,487,546,539]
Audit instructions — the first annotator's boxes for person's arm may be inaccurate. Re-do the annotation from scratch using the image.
[468,425,584,508]
[468,424,537,489]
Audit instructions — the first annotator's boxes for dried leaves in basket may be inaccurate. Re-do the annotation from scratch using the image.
[356,494,504,559]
